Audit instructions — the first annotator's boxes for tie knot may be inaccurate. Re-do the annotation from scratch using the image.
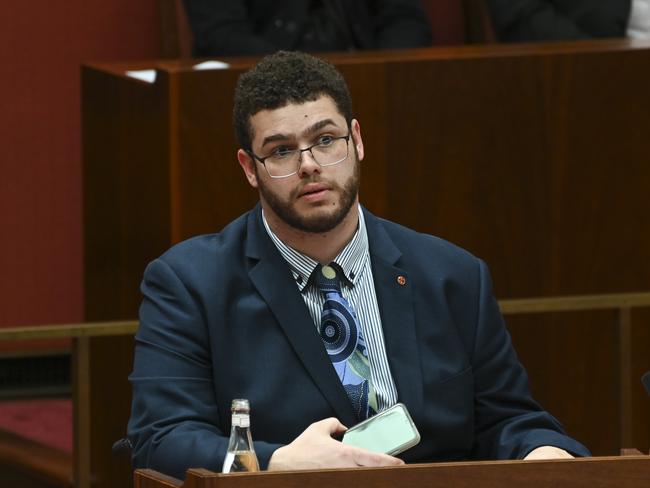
[313,264,342,294]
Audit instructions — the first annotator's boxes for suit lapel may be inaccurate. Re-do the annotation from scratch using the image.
[364,210,424,418]
[245,207,357,426]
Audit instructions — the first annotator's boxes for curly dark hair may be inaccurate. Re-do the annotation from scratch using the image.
[233,51,353,151]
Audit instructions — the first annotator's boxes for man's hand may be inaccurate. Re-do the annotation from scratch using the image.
[267,417,405,471]
[523,446,574,460]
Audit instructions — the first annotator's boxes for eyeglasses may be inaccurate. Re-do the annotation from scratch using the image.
[248,134,351,179]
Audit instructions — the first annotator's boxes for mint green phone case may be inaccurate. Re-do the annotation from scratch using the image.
[341,402,421,456]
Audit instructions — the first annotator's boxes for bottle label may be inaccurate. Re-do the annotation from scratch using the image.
[232,414,250,428]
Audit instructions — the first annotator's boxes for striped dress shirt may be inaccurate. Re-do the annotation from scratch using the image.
[262,207,399,413]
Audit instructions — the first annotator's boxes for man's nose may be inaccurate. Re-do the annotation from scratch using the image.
[297,149,322,176]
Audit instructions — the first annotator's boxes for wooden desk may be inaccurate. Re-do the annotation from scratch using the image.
[81,40,650,486]
[134,456,650,488]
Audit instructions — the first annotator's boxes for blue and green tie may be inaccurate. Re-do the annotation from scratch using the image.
[314,263,376,420]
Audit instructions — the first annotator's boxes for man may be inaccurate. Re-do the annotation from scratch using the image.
[486,0,650,42]
[182,0,432,57]
[128,51,589,479]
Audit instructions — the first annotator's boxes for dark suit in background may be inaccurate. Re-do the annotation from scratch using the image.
[182,0,432,57]
[485,0,631,42]
[128,205,589,480]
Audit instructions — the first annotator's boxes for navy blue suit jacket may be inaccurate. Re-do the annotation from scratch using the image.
[128,205,589,479]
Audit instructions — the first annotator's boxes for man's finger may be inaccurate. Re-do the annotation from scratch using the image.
[314,417,348,435]
[351,448,404,467]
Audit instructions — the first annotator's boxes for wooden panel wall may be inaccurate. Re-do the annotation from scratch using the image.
[81,65,173,488]
[0,2,161,335]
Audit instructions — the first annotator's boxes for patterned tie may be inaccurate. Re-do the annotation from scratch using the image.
[314,263,376,420]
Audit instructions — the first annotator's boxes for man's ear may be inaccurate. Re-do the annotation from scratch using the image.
[351,119,364,162]
[237,149,259,188]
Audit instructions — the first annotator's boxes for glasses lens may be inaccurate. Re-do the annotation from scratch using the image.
[311,137,348,167]
[265,151,298,178]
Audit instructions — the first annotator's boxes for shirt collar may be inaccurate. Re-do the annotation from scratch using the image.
[262,205,369,292]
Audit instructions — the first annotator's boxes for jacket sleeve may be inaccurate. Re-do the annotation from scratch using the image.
[485,0,591,42]
[127,258,282,479]
[182,0,279,56]
[470,260,590,458]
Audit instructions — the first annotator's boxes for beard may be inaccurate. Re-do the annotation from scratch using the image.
[257,152,360,234]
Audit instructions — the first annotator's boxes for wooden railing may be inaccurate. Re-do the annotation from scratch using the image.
[0,320,138,341]
[4,291,649,341]
[3,290,649,341]
[500,291,650,314]
[0,320,136,488]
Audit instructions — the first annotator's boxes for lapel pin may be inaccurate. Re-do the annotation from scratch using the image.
[397,275,406,286]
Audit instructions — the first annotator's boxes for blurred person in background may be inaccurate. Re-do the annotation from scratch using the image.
[182,0,432,57]
[485,0,650,42]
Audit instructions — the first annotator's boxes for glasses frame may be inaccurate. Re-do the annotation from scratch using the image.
[248,134,351,179]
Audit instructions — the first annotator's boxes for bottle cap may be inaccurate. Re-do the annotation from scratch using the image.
[231,398,250,414]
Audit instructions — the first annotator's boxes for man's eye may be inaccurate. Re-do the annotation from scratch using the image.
[317,135,334,146]
[272,146,294,157]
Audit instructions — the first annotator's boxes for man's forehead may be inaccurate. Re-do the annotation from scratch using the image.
[249,95,347,142]
[254,95,341,119]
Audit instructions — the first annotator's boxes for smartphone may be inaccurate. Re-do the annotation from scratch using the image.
[341,403,420,456]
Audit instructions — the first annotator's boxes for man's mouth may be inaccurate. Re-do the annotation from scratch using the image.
[298,183,330,198]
